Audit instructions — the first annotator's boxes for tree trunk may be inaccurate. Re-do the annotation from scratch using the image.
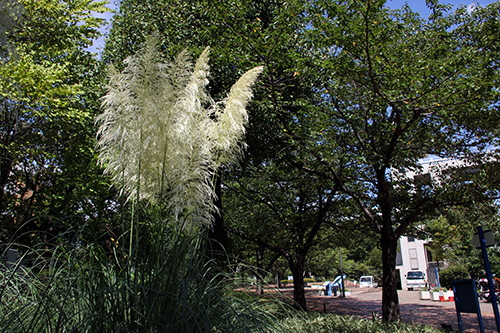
[255,247,265,296]
[0,148,13,213]
[207,171,229,259]
[381,226,400,322]
[290,254,307,311]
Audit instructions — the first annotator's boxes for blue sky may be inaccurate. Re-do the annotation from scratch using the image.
[87,0,498,54]
[386,0,496,16]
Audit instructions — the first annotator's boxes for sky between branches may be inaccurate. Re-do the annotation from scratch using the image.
[87,0,497,56]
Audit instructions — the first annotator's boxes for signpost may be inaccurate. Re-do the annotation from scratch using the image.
[452,279,484,332]
[339,247,345,298]
[473,226,500,332]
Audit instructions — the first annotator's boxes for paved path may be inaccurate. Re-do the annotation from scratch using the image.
[279,287,499,332]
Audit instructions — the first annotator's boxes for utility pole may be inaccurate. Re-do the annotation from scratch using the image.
[339,247,345,297]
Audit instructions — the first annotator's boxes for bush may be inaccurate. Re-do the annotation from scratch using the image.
[439,265,469,289]
[0,221,289,332]
[268,312,441,332]
[280,278,316,286]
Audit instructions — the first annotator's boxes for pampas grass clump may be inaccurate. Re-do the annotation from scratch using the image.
[96,36,262,228]
[0,35,271,332]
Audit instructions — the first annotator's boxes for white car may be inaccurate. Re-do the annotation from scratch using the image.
[406,270,426,290]
[359,275,378,288]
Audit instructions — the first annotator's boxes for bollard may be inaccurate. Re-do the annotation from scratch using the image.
[447,290,454,302]
[439,289,445,302]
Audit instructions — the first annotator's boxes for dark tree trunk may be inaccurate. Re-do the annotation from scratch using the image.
[376,167,401,322]
[207,171,229,259]
[255,247,265,295]
[381,226,400,322]
[0,148,13,213]
[290,253,307,311]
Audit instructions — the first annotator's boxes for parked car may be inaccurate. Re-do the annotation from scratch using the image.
[359,275,378,288]
[405,270,426,290]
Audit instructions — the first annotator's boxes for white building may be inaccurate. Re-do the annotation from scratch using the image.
[403,156,467,185]
[395,156,465,289]
[396,236,437,290]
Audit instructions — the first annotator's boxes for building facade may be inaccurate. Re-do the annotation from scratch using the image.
[395,156,464,289]
[396,236,443,289]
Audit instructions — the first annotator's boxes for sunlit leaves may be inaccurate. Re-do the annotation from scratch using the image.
[0,0,110,245]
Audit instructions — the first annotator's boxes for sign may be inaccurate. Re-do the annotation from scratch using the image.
[453,279,484,332]
[472,229,495,248]
[453,279,481,313]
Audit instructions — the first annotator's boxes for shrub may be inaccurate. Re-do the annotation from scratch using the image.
[439,265,469,289]
[0,223,291,332]
[268,312,441,332]
[280,278,316,286]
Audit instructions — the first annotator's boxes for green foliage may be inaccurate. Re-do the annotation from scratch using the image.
[0,0,23,59]
[296,0,500,321]
[307,244,382,282]
[423,203,500,279]
[0,0,112,246]
[343,260,375,281]
[3,0,499,327]
[224,160,339,309]
[307,246,340,280]
[439,265,470,289]
[281,278,316,285]
[0,219,291,331]
[267,312,440,333]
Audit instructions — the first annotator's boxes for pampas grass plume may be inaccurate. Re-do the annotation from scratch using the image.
[96,35,262,228]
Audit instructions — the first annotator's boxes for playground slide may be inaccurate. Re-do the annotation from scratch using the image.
[331,275,346,288]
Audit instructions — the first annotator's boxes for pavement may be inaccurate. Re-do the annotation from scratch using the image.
[303,287,499,332]
[261,286,499,332]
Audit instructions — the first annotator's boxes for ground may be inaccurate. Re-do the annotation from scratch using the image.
[263,286,498,332]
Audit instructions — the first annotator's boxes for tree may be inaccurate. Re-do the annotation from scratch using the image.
[103,0,315,276]
[296,0,500,321]
[103,1,500,318]
[224,160,339,310]
[424,202,500,281]
[0,0,23,60]
[0,0,112,245]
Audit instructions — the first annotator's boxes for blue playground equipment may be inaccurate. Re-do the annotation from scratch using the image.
[331,275,346,288]
[322,275,346,296]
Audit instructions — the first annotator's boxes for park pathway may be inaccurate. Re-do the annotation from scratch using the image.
[278,287,498,332]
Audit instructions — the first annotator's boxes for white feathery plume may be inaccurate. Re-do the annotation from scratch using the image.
[168,46,214,227]
[96,36,262,228]
[209,66,264,166]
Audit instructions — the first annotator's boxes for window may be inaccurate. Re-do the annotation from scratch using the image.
[407,271,425,279]
[409,248,418,270]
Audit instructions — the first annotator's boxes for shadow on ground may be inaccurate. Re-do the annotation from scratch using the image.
[272,288,497,332]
